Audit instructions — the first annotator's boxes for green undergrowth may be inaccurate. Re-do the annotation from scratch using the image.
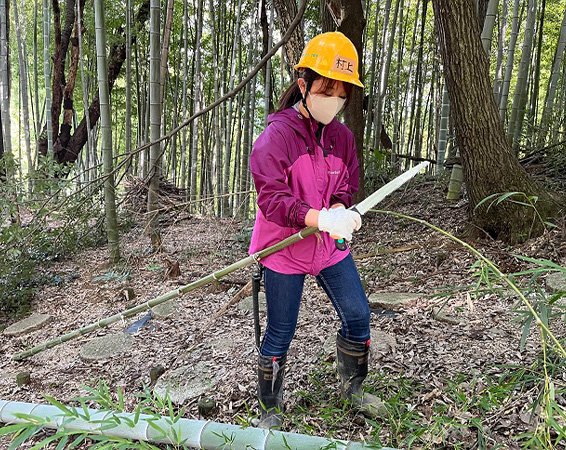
[0,382,188,449]
[286,355,565,449]
[0,158,116,325]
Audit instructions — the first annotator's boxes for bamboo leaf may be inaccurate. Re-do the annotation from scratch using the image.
[514,255,566,271]
[79,401,91,421]
[12,413,46,424]
[520,315,533,351]
[475,193,500,211]
[0,423,29,436]
[29,432,63,450]
[44,394,77,417]
[145,418,166,437]
[548,292,565,305]
[67,433,88,449]
[507,199,533,208]
[495,191,523,205]
[54,433,70,450]
[8,425,42,449]
[544,221,558,229]
[117,386,125,412]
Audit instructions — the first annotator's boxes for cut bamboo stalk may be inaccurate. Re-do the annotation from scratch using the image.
[0,399,393,449]
[12,227,319,361]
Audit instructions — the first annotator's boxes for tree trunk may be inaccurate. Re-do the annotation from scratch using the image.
[409,0,428,160]
[76,0,94,188]
[375,0,399,157]
[0,0,12,165]
[363,0,381,153]
[320,0,337,32]
[94,0,120,262]
[222,0,243,214]
[125,0,132,174]
[0,107,4,180]
[209,0,221,210]
[526,0,545,149]
[538,5,566,145]
[147,0,162,251]
[33,0,40,144]
[179,0,189,190]
[498,0,520,122]
[12,0,33,191]
[432,0,556,243]
[493,0,509,103]
[263,3,274,125]
[191,0,204,204]
[392,0,406,164]
[50,0,76,148]
[480,0,498,55]
[507,0,537,150]
[338,0,366,201]
[41,0,150,165]
[436,85,450,173]
[159,0,174,106]
[273,0,304,75]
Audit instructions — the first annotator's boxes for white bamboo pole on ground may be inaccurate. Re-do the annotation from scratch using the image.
[0,400,382,449]
[94,0,120,263]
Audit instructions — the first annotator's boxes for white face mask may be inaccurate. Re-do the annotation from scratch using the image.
[306,94,346,125]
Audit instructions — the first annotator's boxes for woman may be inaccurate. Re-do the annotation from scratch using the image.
[249,31,382,429]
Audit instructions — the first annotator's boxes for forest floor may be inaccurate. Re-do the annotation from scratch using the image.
[1,176,565,449]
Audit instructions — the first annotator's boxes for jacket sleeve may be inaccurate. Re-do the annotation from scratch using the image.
[330,129,359,208]
[250,126,312,228]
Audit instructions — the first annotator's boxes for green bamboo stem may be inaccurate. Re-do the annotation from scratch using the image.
[0,400,385,449]
[371,209,566,358]
[12,227,319,361]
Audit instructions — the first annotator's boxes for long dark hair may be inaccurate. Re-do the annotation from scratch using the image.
[276,68,353,112]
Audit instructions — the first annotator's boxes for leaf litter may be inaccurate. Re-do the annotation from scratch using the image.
[1,179,565,449]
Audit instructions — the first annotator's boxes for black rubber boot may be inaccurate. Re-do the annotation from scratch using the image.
[257,353,286,429]
[336,332,386,419]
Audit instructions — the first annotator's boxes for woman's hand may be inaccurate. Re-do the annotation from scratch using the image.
[316,206,362,240]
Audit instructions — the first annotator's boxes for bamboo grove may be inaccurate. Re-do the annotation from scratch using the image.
[0,0,565,250]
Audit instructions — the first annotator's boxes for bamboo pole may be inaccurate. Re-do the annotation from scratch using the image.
[13,227,319,361]
[0,400,387,449]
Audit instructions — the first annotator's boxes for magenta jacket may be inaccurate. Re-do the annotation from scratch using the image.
[248,107,359,275]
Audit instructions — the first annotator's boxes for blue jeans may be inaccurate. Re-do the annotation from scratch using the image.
[260,253,370,357]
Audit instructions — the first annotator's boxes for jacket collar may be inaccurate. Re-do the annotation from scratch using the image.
[267,108,340,153]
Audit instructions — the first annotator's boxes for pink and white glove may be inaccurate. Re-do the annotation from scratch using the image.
[317,206,362,241]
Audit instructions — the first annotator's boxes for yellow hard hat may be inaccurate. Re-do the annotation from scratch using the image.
[294,31,363,88]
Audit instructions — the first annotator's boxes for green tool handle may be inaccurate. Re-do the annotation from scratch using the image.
[335,238,348,250]
[334,206,360,251]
